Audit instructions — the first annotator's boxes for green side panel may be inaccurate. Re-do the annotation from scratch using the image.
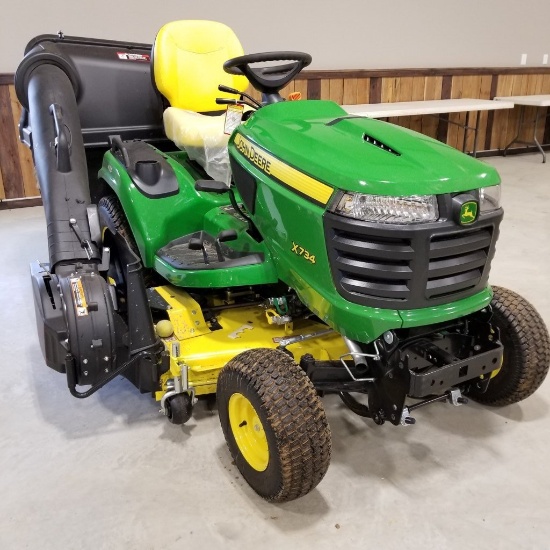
[237,100,500,196]
[99,149,232,267]
[154,256,277,288]
[398,287,493,328]
[298,288,493,344]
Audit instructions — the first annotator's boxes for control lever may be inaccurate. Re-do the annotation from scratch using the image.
[195,180,228,194]
[49,103,71,173]
[218,84,262,108]
[194,180,261,242]
[188,232,209,265]
[69,218,94,260]
[214,229,238,262]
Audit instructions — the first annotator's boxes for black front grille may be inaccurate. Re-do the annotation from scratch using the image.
[427,229,492,299]
[324,210,501,309]
[333,231,414,301]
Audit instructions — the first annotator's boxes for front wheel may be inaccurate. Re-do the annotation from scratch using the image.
[165,393,193,425]
[470,286,550,406]
[217,348,331,502]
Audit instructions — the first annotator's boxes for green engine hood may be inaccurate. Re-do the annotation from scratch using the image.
[239,100,500,196]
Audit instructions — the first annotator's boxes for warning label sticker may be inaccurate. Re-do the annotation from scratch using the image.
[117,52,150,62]
[224,104,244,135]
[70,277,88,317]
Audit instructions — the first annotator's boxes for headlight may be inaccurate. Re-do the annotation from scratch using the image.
[331,193,439,224]
[479,184,501,212]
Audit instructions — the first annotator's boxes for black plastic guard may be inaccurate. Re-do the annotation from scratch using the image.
[110,137,179,198]
[57,266,120,387]
[30,261,67,373]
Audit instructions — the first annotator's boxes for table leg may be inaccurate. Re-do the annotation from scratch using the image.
[472,111,481,157]
[502,106,524,157]
[462,111,469,154]
[532,108,546,163]
[460,110,480,156]
[502,106,545,162]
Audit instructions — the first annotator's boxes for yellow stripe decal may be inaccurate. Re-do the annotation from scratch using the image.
[233,133,333,206]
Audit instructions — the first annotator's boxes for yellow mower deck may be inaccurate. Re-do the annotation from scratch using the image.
[152,286,348,400]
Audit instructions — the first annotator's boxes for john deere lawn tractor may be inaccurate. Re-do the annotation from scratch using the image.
[16,20,550,502]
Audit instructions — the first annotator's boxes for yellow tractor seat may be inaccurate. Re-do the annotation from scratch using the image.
[153,20,249,183]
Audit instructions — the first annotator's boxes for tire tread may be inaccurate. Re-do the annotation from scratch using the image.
[472,286,550,406]
[218,348,331,502]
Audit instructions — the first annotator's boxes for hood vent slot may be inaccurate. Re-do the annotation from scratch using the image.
[363,133,400,156]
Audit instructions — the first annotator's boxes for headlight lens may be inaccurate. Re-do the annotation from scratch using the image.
[479,184,501,212]
[332,193,439,224]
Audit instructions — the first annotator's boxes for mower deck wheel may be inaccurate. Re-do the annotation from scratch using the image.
[217,348,331,502]
[470,286,550,406]
[165,393,193,425]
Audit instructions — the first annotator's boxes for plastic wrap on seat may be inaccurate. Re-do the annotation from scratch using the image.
[163,107,231,184]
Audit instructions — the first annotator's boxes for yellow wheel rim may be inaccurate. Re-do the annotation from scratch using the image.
[228,393,269,472]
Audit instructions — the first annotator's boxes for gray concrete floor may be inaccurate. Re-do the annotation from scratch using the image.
[0,153,549,549]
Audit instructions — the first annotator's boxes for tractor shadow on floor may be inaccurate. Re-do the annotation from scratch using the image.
[214,441,331,529]
[323,391,548,489]
[29,344,162,439]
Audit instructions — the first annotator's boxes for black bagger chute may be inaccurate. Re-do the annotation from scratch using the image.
[16,34,165,396]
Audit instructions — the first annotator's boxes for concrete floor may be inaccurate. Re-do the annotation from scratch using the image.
[0,153,549,549]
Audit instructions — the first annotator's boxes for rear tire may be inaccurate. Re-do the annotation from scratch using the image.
[98,195,140,253]
[217,348,331,502]
[470,286,550,406]
[98,195,156,287]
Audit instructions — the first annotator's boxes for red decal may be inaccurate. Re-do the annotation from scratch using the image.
[117,52,150,62]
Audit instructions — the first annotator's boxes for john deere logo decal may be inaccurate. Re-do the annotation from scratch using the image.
[460,201,478,225]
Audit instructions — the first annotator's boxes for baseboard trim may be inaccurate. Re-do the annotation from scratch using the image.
[0,197,43,210]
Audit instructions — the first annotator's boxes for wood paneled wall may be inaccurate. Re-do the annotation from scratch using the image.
[2,68,550,206]
[0,75,38,206]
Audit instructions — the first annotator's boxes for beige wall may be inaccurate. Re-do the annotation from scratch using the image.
[1,0,550,72]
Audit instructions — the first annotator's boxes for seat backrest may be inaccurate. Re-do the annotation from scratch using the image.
[153,20,248,113]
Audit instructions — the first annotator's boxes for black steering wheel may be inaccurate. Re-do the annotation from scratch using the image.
[223,51,312,95]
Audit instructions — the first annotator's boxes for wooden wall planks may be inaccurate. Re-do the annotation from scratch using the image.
[0,85,25,200]
[0,81,37,203]
[2,67,550,204]
[8,85,38,198]
[0,161,5,200]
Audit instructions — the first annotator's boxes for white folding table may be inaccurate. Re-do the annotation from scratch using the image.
[494,95,550,163]
[342,98,514,156]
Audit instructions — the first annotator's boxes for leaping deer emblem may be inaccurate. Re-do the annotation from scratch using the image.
[461,204,476,222]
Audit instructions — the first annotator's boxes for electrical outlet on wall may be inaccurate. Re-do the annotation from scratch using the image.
[520,54,527,65]
[543,54,548,65]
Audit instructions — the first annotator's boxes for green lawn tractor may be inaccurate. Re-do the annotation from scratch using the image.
[16,20,550,502]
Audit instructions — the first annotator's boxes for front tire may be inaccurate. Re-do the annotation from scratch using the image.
[470,286,550,406]
[165,393,193,425]
[217,348,331,502]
